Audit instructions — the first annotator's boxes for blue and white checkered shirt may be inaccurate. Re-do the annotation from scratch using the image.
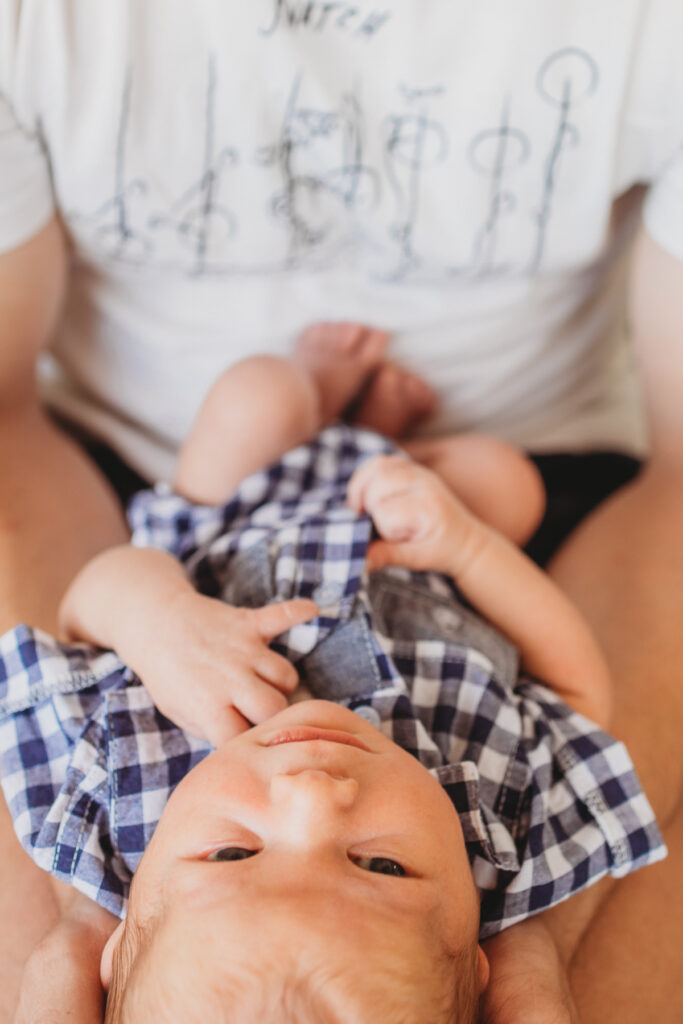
[0,427,666,938]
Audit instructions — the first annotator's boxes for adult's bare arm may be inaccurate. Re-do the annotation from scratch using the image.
[0,218,129,1022]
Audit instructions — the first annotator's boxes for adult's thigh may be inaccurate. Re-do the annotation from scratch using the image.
[545,468,683,1020]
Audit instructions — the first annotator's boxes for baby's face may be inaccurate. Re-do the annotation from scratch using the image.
[111,701,481,990]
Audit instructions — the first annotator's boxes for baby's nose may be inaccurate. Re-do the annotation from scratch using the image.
[270,770,359,814]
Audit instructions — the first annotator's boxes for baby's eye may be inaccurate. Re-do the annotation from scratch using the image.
[206,847,259,862]
[352,856,406,876]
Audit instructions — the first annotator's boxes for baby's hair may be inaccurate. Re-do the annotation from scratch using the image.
[104,917,145,1024]
[104,916,481,1023]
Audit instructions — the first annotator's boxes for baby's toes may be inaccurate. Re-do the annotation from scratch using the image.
[293,322,390,423]
[350,363,437,437]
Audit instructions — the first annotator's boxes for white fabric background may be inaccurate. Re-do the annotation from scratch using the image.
[1,1,682,480]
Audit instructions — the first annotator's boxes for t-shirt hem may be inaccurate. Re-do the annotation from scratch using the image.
[0,196,55,254]
[643,179,683,265]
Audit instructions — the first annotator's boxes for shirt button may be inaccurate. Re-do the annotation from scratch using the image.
[312,582,344,607]
[433,606,462,634]
[353,706,381,728]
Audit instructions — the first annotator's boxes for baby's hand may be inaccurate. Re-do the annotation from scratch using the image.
[134,594,317,747]
[347,455,483,577]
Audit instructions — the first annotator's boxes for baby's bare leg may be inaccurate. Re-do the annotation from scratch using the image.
[405,435,546,546]
[175,357,319,504]
[175,325,388,504]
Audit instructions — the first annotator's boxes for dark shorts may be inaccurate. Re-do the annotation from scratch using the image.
[525,451,642,565]
[80,436,642,569]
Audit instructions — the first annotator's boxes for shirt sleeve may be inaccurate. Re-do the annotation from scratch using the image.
[0,624,132,912]
[477,679,667,937]
[621,0,683,261]
[643,149,683,261]
[128,483,234,561]
[0,0,55,252]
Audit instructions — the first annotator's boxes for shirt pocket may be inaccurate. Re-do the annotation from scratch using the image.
[367,569,519,690]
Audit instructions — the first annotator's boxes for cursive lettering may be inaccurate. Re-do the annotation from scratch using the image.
[260,0,391,38]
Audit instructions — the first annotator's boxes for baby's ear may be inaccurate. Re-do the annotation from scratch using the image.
[476,944,490,993]
[100,919,126,990]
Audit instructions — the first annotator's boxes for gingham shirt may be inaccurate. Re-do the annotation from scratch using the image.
[0,427,665,937]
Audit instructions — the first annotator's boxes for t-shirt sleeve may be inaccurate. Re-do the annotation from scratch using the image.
[0,1,55,252]
[643,149,683,261]
[622,0,683,261]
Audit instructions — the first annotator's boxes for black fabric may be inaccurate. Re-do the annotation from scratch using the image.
[525,452,643,566]
[51,413,151,506]
[79,433,643,568]
[82,438,150,506]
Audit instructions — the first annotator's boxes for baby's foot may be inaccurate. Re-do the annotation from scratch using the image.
[350,362,437,437]
[294,323,389,424]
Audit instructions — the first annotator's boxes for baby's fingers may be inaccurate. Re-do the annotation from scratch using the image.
[254,648,300,694]
[347,455,413,513]
[203,704,252,748]
[252,598,318,640]
[230,672,289,727]
[366,538,421,572]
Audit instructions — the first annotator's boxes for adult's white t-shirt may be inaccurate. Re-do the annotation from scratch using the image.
[1,0,682,481]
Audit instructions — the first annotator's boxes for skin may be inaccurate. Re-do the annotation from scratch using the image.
[535,226,683,1023]
[101,700,489,996]
[0,220,129,1023]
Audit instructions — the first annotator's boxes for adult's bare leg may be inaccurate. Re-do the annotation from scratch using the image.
[0,218,129,1020]
[570,801,683,1023]
[549,464,683,822]
[544,463,683,1022]
[0,406,128,1022]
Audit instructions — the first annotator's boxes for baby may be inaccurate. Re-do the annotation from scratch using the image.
[0,326,664,1023]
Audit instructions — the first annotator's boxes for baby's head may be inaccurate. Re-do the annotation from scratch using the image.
[102,701,488,1022]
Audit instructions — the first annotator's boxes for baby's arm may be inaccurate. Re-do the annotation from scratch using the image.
[349,457,612,727]
[404,434,546,546]
[59,546,317,745]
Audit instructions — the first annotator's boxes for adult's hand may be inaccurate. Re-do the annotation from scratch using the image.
[14,898,116,1024]
[480,918,578,1024]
